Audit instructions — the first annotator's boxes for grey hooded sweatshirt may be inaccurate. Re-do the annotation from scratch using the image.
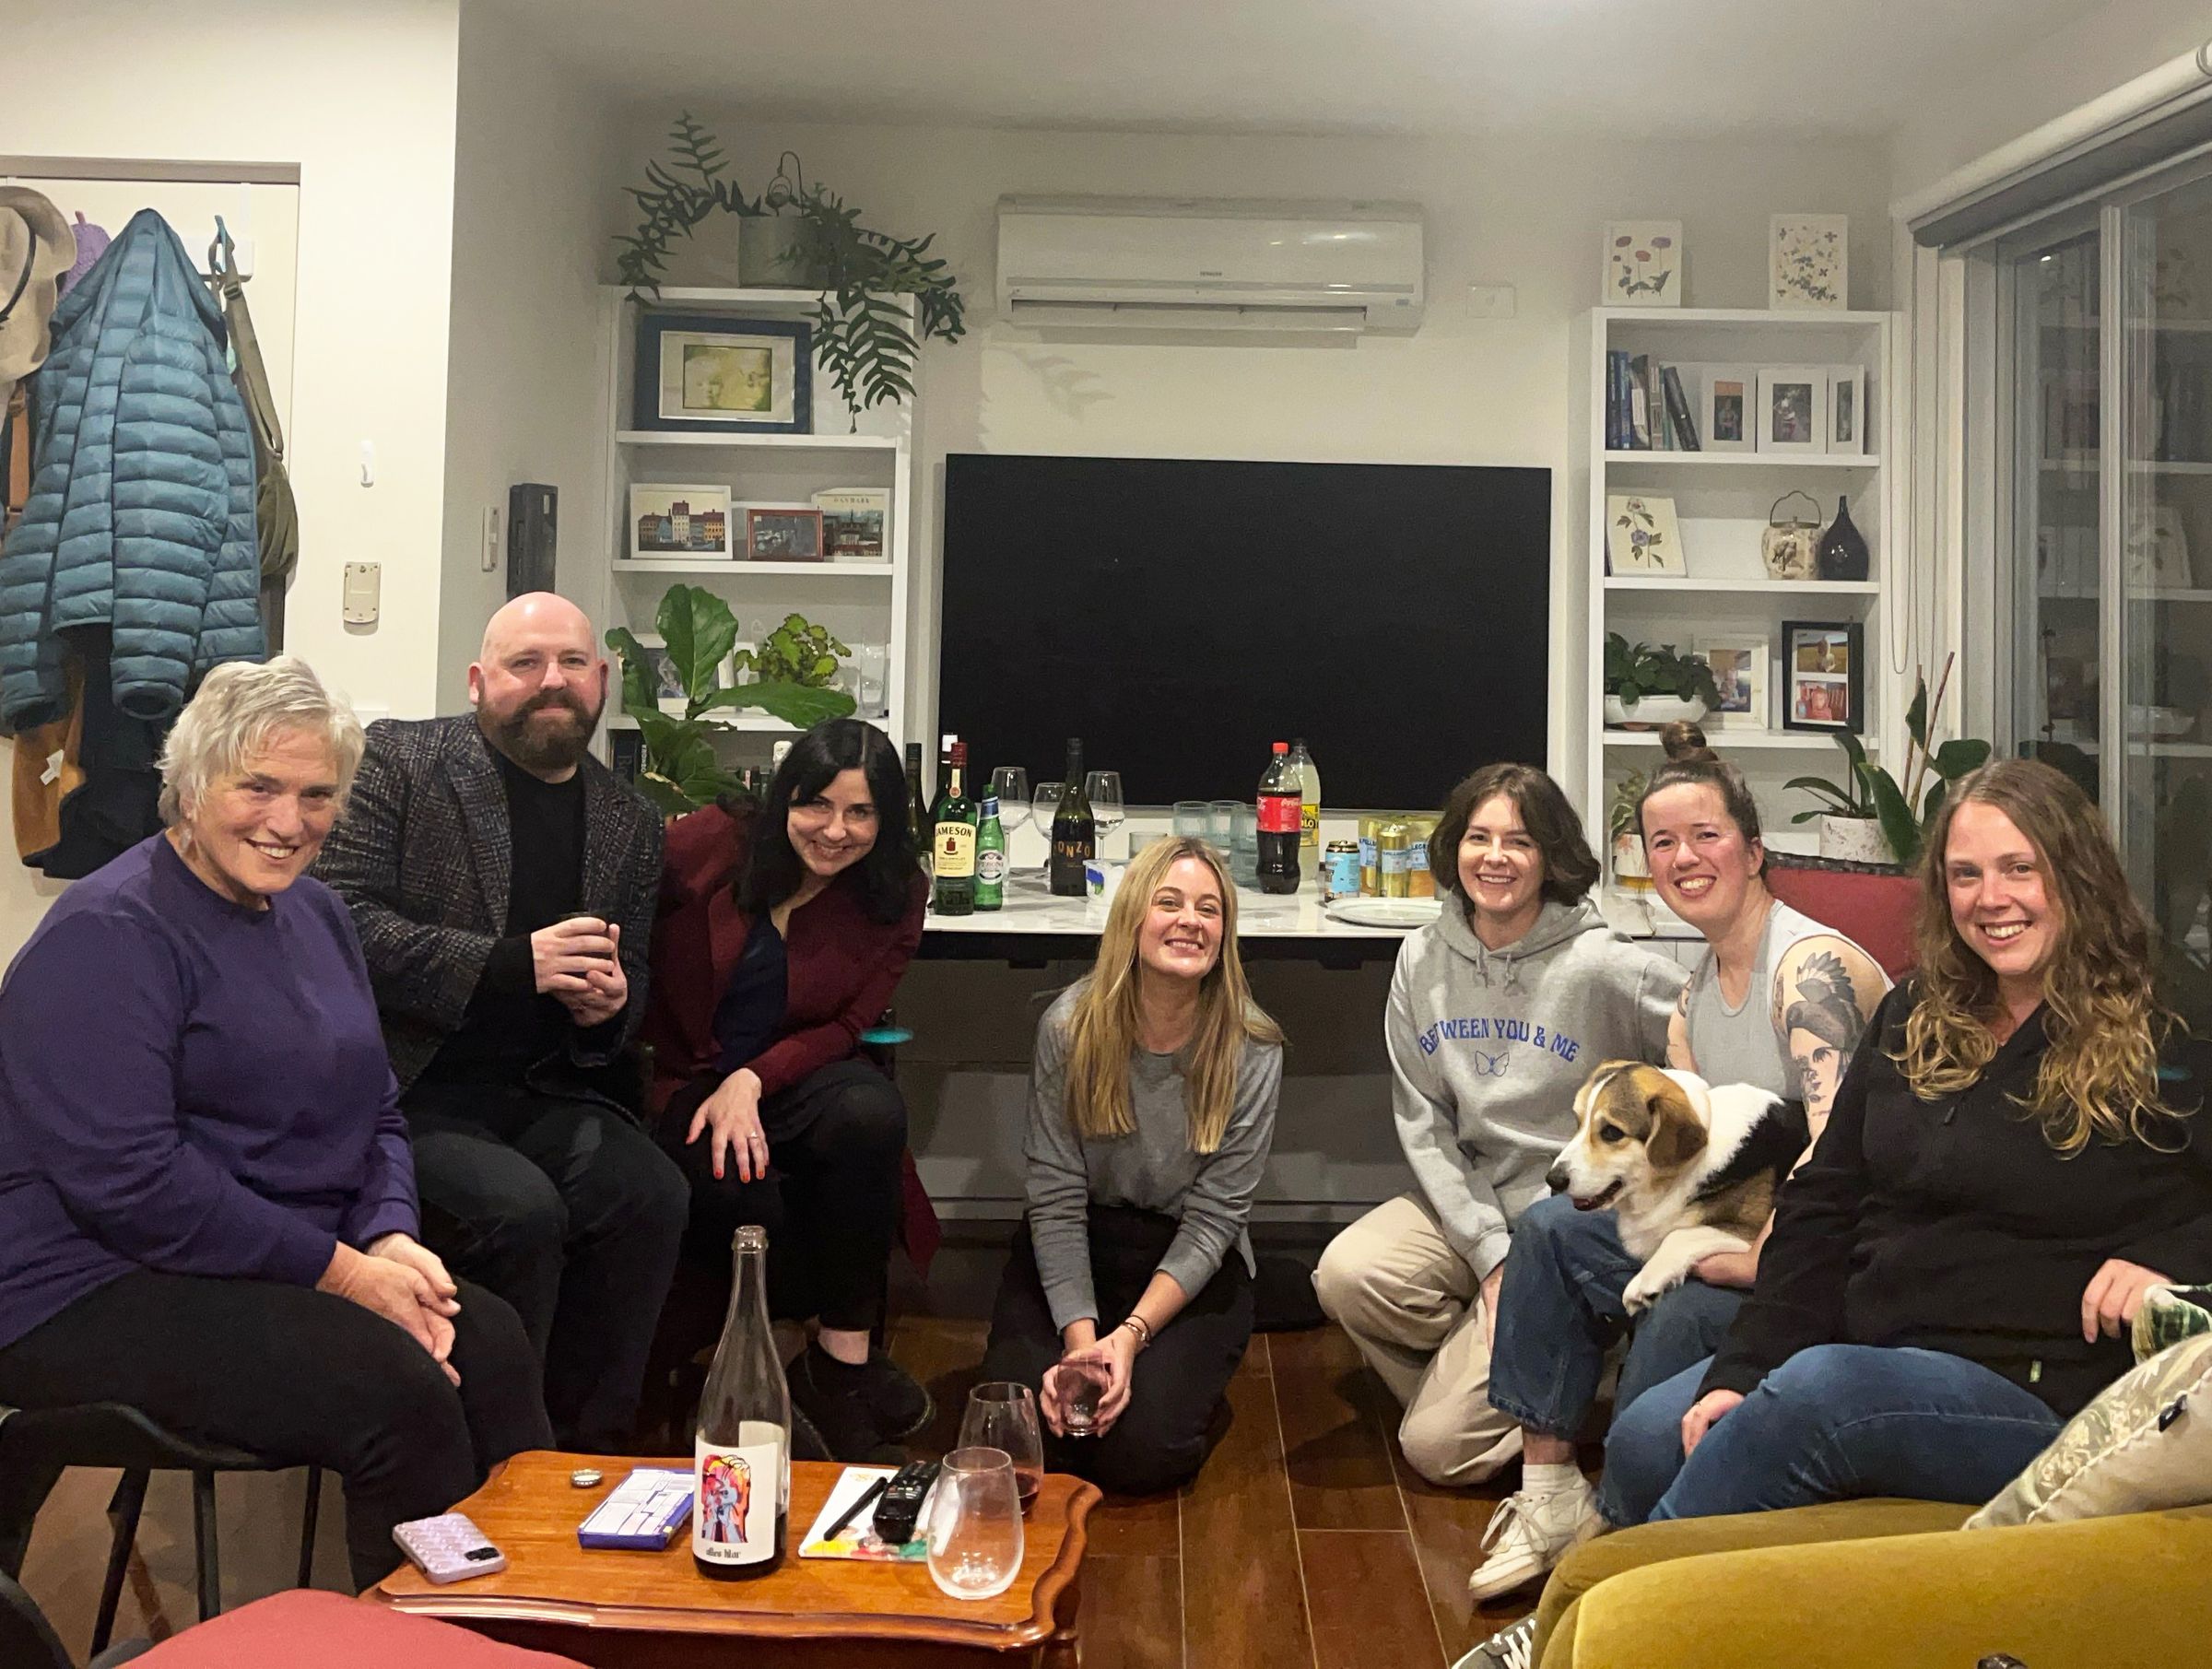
[1387,897,1683,1277]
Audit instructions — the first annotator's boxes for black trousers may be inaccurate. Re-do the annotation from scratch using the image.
[0,1269,549,1589]
[401,1082,688,1451]
[980,1205,1253,1497]
[660,1059,907,1333]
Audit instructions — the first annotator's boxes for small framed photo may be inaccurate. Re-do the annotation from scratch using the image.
[1699,364,1757,453]
[1758,367,1829,453]
[1606,493,1687,575]
[1604,221,1682,307]
[629,483,732,560]
[625,631,688,714]
[813,487,890,563]
[1695,636,1771,730]
[1770,214,1849,311]
[608,727,645,784]
[633,311,812,435]
[746,506,825,563]
[1825,366,1866,455]
[1782,620,1864,735]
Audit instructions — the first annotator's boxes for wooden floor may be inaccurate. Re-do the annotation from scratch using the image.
[18,1316,1534,1667]
[891,1315,1534,1669]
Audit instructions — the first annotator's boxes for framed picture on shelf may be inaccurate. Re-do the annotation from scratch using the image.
[2040,369,2098,466]
[1825,366,1865,455]
[1769,214,1849,311]
[633,311,812,435]
[1782,619,1864,734]
[813,487,890,563]
[608,727,644,784]
[1605,494,1687,575]
[1695,636,1771,729]
[628,484,732,560]
[746,506,826,563]
[1604,221,1682,306]
[624,631,688,714]
[1698,364,1757,453]
[1758,367,1828,453]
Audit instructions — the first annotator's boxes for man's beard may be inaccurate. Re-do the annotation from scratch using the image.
[481,689,602,773]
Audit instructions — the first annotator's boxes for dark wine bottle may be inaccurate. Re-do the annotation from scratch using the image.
[1050,738,1095,898]
[693,1226,789,1579]
[932,741,978,916]
[904,743,930,875]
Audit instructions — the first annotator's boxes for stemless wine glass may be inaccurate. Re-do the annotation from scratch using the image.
[1085,770,1125,854]
[1046,1355,1108,1439]
[992,767,1032,835]
[925,1446,1025,1601]
[959,1382,1044,1513]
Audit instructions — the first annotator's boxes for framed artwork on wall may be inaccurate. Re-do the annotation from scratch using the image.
[1782,619,1864,734]
[1770,214,1849,311]
[1758,367,1829,454]
[633,311,812,435]
[1698,364,1757,453]
[1604,221,1683,306]
[1695,635,1771,730]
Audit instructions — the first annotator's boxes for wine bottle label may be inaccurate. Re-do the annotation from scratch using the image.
[1257,793,1301,836]
[694,1431,783,1566]
[935,823,976,877]
[976,849,1007,884]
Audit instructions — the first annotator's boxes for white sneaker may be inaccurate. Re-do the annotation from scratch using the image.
[1454,1616,1538,1669]
[1466,1478,1601,1602]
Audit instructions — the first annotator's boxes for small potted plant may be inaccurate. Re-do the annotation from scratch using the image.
[1608,768,1653,891]
[1604,632,1719,729]
[1785,655,1991,868]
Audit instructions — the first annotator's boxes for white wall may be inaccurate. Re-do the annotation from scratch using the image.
[437,1,619,711]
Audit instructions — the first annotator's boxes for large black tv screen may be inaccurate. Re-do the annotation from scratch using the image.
[937,453,1550,810]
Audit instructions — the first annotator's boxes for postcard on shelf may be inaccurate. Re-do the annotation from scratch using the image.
[629,484,732,561]
[1769,215,1848,311]
[814,487,891,563]
[798,1465,939,1563]
[1606,494,1687,576]
[1604,222,1681,307]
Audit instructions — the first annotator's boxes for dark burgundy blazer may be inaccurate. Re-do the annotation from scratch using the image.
[642,801,926,1115]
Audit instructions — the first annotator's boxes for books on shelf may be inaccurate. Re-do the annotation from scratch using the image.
[1606,351,1702,453]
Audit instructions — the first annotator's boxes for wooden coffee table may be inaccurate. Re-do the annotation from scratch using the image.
[366,1452,1100,1668]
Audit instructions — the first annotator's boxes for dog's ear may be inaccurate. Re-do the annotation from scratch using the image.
[1645,1082,1709,1171]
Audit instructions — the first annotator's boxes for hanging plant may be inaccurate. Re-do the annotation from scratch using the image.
[615,119,966,420]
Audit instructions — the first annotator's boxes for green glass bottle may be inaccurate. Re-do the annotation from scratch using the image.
[974,793,1006,911]
[931,741,977,916]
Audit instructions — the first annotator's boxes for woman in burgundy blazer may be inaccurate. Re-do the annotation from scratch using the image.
[643,719,928,1460]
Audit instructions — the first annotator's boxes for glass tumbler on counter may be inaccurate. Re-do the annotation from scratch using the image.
[959,1382,1044,1513]
[925,1447,1025,1601]
[1172,801,1211,841]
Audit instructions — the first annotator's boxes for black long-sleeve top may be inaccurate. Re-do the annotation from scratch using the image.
[1702,981,2212,1417]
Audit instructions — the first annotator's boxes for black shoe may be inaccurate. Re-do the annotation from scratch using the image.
[790,1401,831,1463]
[788,1345,912,1463]
[859,1347,934,1440]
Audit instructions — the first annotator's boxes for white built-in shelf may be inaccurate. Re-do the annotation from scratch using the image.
[620,286,915,314]
[2041,457,2212,476]
[1604,451,1881,469]
[1604,576,1880,595]
[1603,728,1876,751]
[1600,306,1892,328]
[617,558,896,576]
[616,429,900,452]
[608,711,821,734]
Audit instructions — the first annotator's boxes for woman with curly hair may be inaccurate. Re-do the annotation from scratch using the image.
[1599,758,2212,1528]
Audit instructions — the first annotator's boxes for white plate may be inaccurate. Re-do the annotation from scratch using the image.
[1324,897,1442,929]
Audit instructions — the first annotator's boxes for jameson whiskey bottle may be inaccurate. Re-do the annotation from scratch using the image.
[974,793,1006,911]
[694,1226,788,1580]
[932,741,978,916]
[904,743,930,875]
[1050,738,1095,898]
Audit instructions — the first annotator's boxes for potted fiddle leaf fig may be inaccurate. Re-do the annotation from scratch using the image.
[1786,655,1991,869]
[606,585,853,817]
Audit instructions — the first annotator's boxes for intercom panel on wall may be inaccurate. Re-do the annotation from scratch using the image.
[507,484,557,597]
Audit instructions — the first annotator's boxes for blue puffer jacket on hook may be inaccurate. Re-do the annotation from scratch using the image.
[0,208,264,730]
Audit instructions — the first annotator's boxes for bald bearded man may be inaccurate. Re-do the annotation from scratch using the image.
[314,594,685,1451]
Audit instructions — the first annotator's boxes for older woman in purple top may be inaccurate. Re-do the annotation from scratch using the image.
[0,658,548,1585]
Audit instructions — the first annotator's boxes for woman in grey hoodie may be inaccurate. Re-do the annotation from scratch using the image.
[1313,763,1683,1489]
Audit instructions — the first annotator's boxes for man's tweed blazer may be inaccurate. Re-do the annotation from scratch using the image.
[312,714,664,1094]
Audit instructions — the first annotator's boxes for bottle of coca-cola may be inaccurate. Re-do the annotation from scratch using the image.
[1257,741,1302,896]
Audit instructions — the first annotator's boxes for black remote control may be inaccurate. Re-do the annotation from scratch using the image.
[871,1460,940,1545]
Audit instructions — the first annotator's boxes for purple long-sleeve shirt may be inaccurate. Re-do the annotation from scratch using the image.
[0,834,418,1350]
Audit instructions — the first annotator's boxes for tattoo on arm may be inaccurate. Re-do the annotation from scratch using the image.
[1779,948,1867,1122]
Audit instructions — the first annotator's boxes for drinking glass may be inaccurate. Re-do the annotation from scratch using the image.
[1031,782,1066,866]
[1206,799,1241,857]
[1085,771,1125,852]
[959,1382,1044,1513]
[992,767,1032,834]
[925,1446,1025,1601]
[1046,1356,1108,1439]
[1172,800,1211,841]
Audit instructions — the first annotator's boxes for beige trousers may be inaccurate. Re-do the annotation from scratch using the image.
[1313,1192,1523,1487]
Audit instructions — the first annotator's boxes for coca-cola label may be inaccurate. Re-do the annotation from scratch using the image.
[1257,793,1301,835]
[694,1431,782,1565]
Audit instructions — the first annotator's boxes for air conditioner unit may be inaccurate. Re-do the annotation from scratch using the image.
[995,196,1425,333]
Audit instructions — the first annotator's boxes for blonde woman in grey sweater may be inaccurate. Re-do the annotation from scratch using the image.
[979,836,1283,1496]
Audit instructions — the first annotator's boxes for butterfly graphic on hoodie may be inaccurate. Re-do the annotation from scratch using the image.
[1469,1050,1511,1077]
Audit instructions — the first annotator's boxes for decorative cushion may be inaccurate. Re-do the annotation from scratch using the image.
[2134,1284,2212,1364]
[1966,1334,2212,1530]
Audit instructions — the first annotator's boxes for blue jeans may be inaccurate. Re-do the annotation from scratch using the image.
[1488,1193,1745,1441]
[1598,1344,2065,1527]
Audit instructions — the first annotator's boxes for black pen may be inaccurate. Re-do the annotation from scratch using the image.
[822,1475,889,1543]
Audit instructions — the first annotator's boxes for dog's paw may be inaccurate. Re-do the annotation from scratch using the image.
[1622,1264,1685,1315]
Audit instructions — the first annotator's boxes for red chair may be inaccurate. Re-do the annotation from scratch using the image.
[1767,858,1920,980]
[106,1588,586,1667]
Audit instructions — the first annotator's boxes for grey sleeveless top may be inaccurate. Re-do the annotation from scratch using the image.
[1682,900,1832,1097]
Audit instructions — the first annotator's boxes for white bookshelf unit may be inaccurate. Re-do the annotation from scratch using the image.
[589,285,917,769]
[1581,305,1898,936]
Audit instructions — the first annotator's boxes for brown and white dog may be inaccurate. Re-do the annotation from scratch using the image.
[1546,1062,1809,1314]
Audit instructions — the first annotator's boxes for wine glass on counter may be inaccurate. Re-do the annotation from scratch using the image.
[1030,782,1066,869]
[1085,770,1124,855]
[992,767,1031,839]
